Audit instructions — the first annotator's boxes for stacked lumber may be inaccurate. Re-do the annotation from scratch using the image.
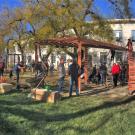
[31,89,61,103]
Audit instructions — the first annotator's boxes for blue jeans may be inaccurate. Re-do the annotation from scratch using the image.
[100,73,106,84]
[0,69,4,77]
[16,71,20,84]
[58,77,65,92]
[69,77,79,96]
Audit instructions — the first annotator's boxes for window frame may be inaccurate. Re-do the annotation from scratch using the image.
[51,54,56,63]
[131,30,135,42]
[113,30,123,42]
[100,52,107,64]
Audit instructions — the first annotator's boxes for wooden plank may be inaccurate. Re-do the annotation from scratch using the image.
[129,64,135,67]
[129,76,135,79]
[78,43,82,93]
[128,71,135,74]
[128,82,135,84]
[129,84,135,86]
[84,47,88,84]
[128,68,135,71]
[128,88,135,91]
[129,65,135,67]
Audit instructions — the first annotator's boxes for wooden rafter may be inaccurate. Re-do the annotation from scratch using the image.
[35,37,127,51]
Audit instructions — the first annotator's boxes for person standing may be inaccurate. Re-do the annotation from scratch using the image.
[110,49,115,61]
[9,66,13,80]
[99,63,107,86]
[0,56,5,77]
[119,64,126,86]
[58,58,66,92]
[44,59,49,76]
[95,68,101,85]
[68,59,80,97]
[50,62,54,76]
[111,63,121,87]
[88,65,97,82]
[14,61,23,89]
[31,60,35,73]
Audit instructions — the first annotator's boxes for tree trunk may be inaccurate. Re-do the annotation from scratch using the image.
[62,47,77,58]
[38,45,53,61]
[18,44,25,64]
[20,49,25,63]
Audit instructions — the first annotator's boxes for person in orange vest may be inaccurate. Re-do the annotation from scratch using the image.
[111,63,121,87]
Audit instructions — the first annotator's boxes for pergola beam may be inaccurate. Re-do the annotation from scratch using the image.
[35,37,127,51]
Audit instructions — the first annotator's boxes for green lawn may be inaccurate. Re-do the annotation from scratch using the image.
[0,90,135,135]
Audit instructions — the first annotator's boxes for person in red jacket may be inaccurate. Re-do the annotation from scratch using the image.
[111,63,121,87]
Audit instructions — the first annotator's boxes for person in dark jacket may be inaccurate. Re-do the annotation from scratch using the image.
[111,49,115,61]
[0,56,5,77]
[99,63,107,86]
[68,59,80,97]
[14,61,24,89]
[88,65,97,82]
[119,64,127,86]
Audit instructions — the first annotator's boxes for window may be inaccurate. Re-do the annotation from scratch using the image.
[100,52,107,63]
[132,30,135,42]
[27,56,32,63]
[115,52,123,62]
[51,54,56,63]
[114,30,122,42]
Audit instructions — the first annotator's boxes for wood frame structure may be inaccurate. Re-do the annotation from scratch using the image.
[35,37,127,93]
[127,39,135,94]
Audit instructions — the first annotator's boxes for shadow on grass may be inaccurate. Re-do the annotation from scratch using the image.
[0,99,43,106]
[0,93,133,134]
[1,89,21,95]
[61,113,113,134]
[0,95,135,123]
[80,87,110,96]
[62,87,110,100]
[0,116,26,135]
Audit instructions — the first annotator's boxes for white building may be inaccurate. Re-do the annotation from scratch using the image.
[7,19,135,68]
[88,19,135,67]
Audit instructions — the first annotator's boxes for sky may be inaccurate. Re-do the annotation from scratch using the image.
[0,0,23,9]
[0,0,135,19]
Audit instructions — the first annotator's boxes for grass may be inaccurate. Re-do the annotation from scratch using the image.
[1,88,135,135]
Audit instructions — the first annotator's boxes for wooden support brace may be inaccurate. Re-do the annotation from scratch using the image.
[84,47,88,84]
[127,39,135,94]
[78,43,82,93]
[35,43,39,63]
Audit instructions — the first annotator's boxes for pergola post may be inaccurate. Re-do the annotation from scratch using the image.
[35,43,38,63]
[84,47,88,84]
[78,42,82,93]
[127,39,135,95]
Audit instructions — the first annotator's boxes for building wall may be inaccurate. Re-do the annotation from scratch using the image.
[111,23,135,46]
[89,21,135,69]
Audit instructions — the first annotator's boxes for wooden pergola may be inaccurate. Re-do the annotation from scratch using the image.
[35,37,127,93]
